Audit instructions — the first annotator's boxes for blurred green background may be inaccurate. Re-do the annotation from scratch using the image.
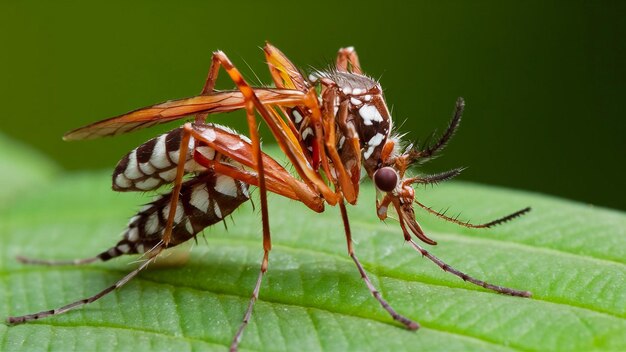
[1,1,624,210]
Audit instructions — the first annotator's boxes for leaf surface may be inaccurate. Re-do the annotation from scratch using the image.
[0,143,624,352]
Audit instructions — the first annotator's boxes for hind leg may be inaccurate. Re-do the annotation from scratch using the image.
[7,247,163,324]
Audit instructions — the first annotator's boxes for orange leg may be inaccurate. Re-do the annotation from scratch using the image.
[336,46,362,74]
[197,51,338,206]
[208,53,273,352]
[200,51,311,351]
[133,49,275,350]
[187,123,324,212]
[320,87,358,203]
[161,125,192,246]
[194,53,222,124]
[111,48,336,349]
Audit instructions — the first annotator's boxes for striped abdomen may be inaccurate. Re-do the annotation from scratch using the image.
[99,169,249,261]
[112,126,228,192]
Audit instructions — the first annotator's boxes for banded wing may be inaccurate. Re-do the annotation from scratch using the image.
[64,89,305,141]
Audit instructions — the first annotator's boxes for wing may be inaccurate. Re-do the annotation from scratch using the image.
[63,88,306,141]
[111,123,323,211]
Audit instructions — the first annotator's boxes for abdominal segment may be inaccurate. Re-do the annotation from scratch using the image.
[98,170,250,261]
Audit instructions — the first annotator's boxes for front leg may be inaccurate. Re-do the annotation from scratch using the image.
[338,199,419,330]
[336,46,363,74]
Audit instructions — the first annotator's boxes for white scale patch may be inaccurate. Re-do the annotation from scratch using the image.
[350,97,361,106]
[187,161,205,173]
[135,177,160,191]
[363,133,385,160]
[162,202,184,224]
[292,110,303,124]
[241,184,250,198]
[190,185,210,213]
[230,141,245,150]
[144,213,160,235]
[201,128,217,142]
[213,201,222,219]
[302,127,313,140]
[215,175,238,197]
[151,135,171,169]
[127,227,139,242]
[184,219,194,234]
[159,168,177,182]
[168,150,180,164]
[358,104,384,126]
[139,162,155,175]
[118,243,131,254]
[195,146,216,160]
[124,150,142,179]
[352,88,364,95]
[115,174,132,188]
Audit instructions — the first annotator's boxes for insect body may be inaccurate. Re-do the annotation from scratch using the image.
[8,44,531,351]
[109,126,251,257]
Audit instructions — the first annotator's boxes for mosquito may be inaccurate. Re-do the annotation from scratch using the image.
[7,43,531,351]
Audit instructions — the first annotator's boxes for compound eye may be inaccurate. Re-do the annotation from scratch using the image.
[373,167,398,192]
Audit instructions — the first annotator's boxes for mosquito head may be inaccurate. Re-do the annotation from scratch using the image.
[373,167,398,192]
[374,162,438,245]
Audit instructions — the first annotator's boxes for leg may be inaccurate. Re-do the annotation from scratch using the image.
[204,52,273,350]
[15,255,100,266]
[230,250,269,351]
[336,46,363,74]
[204,51,338,205]
[161,124,193,246]
[195,53,223,123]
[200,53,222,95]
[320,87,357,203]
[189,124,324,212]
[339,200,419,330]
[7,247,163,324]
[406,239,531,297]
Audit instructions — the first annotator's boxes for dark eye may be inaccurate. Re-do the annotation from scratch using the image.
[373,167,398,192]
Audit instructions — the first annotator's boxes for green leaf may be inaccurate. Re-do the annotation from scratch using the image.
[1,144,624,351]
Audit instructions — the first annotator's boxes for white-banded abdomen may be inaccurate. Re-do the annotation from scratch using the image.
[98,169,250,260]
